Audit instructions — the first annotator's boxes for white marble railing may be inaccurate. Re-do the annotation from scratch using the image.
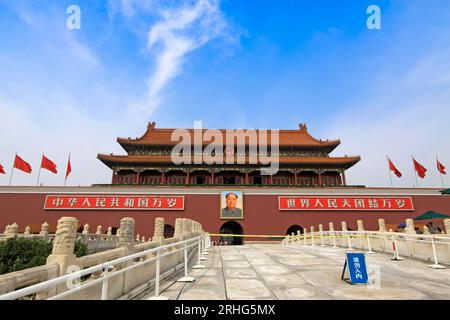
[283,230,450,268]
[0,217,208,300]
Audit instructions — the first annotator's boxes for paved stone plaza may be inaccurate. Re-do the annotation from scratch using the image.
[142,243,450,300]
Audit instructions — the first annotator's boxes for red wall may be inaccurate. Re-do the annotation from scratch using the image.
[1,190,450,240]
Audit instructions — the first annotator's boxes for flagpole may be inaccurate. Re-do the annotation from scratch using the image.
[412,154,419,188]
[64,153,71,186]
[36,153,43,186]
[387,155,393,187]
[9,152,16,186]
[437,155,445,188]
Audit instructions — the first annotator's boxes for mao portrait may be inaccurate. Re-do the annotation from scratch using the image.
[220,191,244,219]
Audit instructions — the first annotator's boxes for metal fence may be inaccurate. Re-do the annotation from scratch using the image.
[0,233,211,300]
[282,230,450,268]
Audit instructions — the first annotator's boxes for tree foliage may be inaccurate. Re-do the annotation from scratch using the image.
[0,237,89,275]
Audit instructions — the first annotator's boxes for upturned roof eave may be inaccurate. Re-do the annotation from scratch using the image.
[116,138,341,149]
[97,154,360,168]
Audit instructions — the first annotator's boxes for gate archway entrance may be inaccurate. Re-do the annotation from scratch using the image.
[164,224,174,238]
[219,221,244,245]
[286,225,303,236]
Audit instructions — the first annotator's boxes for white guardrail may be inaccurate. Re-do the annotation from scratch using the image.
[0,233,212,300]
[282,230,450,269]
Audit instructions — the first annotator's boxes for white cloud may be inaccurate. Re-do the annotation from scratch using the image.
[136,0,231,116]
[0,0,236,186]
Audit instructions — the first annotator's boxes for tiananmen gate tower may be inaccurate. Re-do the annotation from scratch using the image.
[1,122,449,244]
[97,122,360,187]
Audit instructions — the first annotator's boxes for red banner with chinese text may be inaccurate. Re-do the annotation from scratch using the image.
[279,196,414,211]
[44,195,185,210]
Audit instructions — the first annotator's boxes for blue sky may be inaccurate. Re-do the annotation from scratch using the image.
[1,0,450,187]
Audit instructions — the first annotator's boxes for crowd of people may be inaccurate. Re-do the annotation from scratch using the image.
[400,222,444,234]
[424,222,443,234]
[212,239,230,246]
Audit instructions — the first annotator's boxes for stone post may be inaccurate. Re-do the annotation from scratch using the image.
[136,234,140,242]
[107,226,112,236]
[405,218,416,235]
[285,235,290,246]
[40,222,49,240]
[341,221,348,232]
[329,222,337,248]
[182,219,190,238]
[6,222,19,239]
[141,236,146,243]
[40,217,78,297]
[193,221,200,235]
[96,225,103,235]
[196,221,201,235]
[319,224,325,246]
[378,219,387,232]
[81,224,89,243]
[152,217,165,243]
[329,222,334,231]
[357,220,364,232]
[310,226,315,246]
[423,225,430,235]
[116,217,135,254]
[403,218,416,257]
[174,218,183,240]
[24,226,31,235]
[444,219,450,235]
[115,217,135,296]
[356,220,365,248]
[186,219,193,238]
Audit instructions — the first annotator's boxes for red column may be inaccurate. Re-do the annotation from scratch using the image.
[270,175,273,185]
[294,171,298,186]
[245,171,249,185]
[112,170,116,184]
[318,171,323,186]
[342,171,346,186]
[185,171,190,185]
[136,170,140,185]
[161,171,165,185]
[211,171,215,185]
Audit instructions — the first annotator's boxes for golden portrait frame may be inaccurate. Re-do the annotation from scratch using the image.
[220,190,244,220]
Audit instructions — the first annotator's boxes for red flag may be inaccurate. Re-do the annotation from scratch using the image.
[437,159,446,175]
[0,164,5,174]
[388,158,402,178]
[413,158,427,179]
[41,155,57,174]
[65,155,72,180]
[13,155,32,173]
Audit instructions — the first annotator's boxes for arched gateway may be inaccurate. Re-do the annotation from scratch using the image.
[286,225,303,236]
[164,224,174,238]
[219,221,244,245]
